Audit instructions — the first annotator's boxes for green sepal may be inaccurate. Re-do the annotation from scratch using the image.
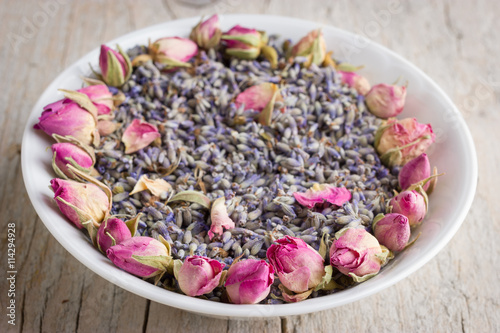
[116,44,132,82]
[337,63,364,72]
[104,49,125,87]
[376,245,391,265]
[221,33,261,47]
[155,55,192,69]
[168,190,211,209]
[318,232,330,259]
[225,47,260,60]
[261,45,278,69]
[349,271,378,283]
[372,213,385,229]
[310,31,324,66]
[173,259,183,280]
[131,255,172,271]
[81,76,107,86]
[258,87,279,126]
[125,213,142,237]
[158,234,172,257]
[55,196,96,227]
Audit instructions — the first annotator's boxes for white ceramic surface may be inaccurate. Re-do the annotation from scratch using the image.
[21,15,477,319]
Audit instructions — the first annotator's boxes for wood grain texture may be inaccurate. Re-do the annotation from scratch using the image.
[0,0,499,332]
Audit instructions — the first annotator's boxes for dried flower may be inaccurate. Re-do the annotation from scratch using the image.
[50,178,110,228]
[366,83,407,118]
[189,14,222,49]
[97,217,132,253]
[339,71,371,95]
[225,259,274,304]
[77,85,114,115]
[266,236,324,293]
[106,236,171,278]
[121,119,161,154]
[149,37,198,69]
[129,175,172,197]
[34,99,99,146]
[209,197,235,239]
[221,25,267,60]
[99,44,132,87]
[293,184,351,209]
[375,117,435,167]
[51,141,95,180]
[399,153,438,193]
[97,119,119,136]
[329,228,385,281]
[290,29,326,67]
[390,190,427,227]
[234,82,283,126]
[177,256,225,296]
[373,213,410,252]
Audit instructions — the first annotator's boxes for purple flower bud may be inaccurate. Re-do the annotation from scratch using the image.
[390,190,427,227]
[51,142,94,180]
[50,178,110,229]
[329,228,383,279]
[177,256,225,296]
[266,236,324,293]
[189,14,222,49]
[106,236,171,278]
[225,259,274,304]
[373,213,410,252]
[97,217,132,253]
[34,101,98,146]
[366,83,407,118]
[99,44,132,87]
[398,153,431,191]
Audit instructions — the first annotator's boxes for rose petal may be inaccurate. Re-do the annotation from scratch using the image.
[121,119,161,154]
[129,175,172,197]
[235,82,282,112]
[293,184,351,208]
[208,197,235,239]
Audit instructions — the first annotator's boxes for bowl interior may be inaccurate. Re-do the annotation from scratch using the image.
[21,14,477,318]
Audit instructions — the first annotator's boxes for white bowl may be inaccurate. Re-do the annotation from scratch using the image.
[21,14,477,318]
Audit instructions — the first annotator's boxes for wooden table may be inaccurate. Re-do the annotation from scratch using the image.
[1,0,498,332]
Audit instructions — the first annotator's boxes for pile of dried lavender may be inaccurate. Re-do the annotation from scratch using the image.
[95,37,398,302]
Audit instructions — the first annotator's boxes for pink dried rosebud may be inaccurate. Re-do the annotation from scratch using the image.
[51,142,95,180]
[121,119,161,154]
[399,153,433,191]
[208,197,235,240]
[390,190,427,227]
[329,228,384,280]
[97,217,132,253]
[221,25,266,60]
[375,117,435,167]
[76,85,114,116]
[225,259,274,304]
[99,44,132,87]
[150,37,198,69]
[366,83,407,118]
[177,256,225,296]
[373,213,410,252]
[34,101,98,146]
[339,71,371,95]
[189,14,222,49]
[293,184,351,209]
[291,29,327,66]
[266,236,324,293]
[50,178,110,229]
[106,236,171,278]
